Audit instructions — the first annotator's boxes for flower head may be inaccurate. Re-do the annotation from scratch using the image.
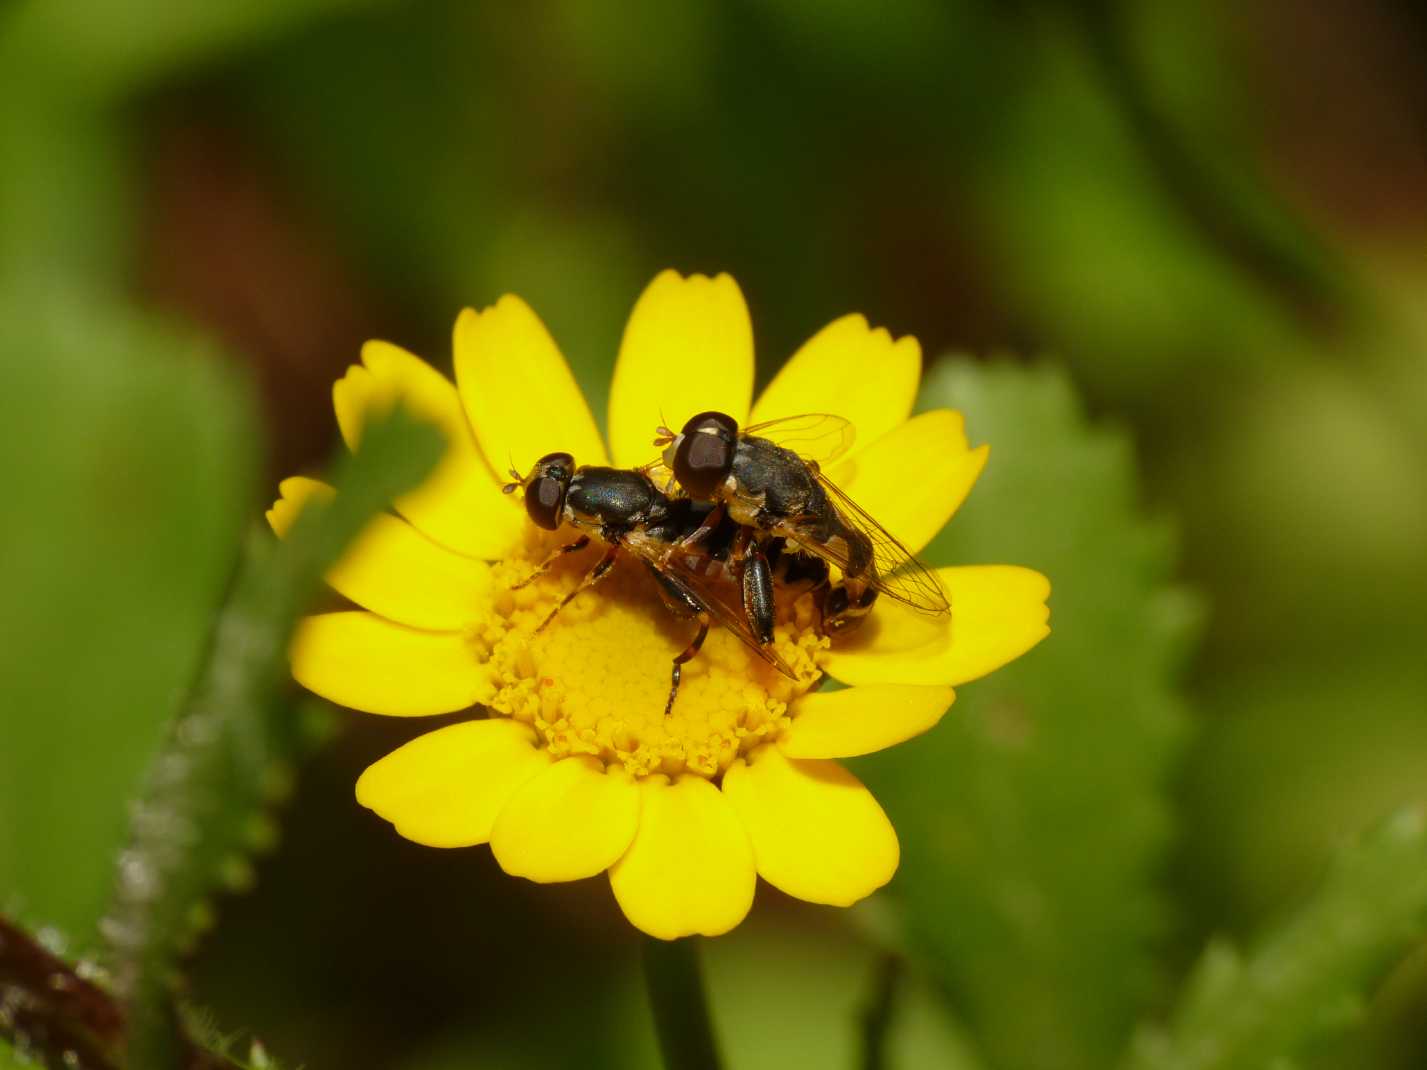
[269,270,1050,939]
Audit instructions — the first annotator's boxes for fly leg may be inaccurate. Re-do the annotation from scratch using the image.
[535,543,617,633]
[675,501,726,551]
[642,561,713,717]
[666,616,711,716]
[731,527,776,646]
[511,534,590,590]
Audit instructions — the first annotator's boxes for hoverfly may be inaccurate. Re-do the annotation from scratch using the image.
[502,454,826,715]
[652,411,950,633]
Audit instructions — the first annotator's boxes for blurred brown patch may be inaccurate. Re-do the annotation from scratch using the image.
[138,108,397,482]
[1233,0,1427,239]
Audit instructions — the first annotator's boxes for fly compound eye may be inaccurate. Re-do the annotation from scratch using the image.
[525,475,566,529]
[673,411,737,499]
[521,452,574,529]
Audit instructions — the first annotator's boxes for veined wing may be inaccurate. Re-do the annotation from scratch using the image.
[740,413,855,469]
[783,472,949,615]
[657,549,800,680]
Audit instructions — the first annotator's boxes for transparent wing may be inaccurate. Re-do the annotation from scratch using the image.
[657,551,800,680]
[741,413,856,468]
[638,457,677,495]
[781,474,949,615]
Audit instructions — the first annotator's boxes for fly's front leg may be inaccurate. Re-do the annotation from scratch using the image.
[731,527,775,646]
[511,534,591,590]
[535,543,617,633]
[676,502,726,551]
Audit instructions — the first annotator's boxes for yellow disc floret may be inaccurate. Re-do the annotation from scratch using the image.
[475,532,826,778]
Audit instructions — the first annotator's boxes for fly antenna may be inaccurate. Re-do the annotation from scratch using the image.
[502,452,522,494]
[653,407,675,446]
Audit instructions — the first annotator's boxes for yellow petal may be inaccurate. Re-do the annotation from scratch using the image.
[290,611,492,715]
[355,719,549,848]
[453,296,608,479]
[267,477,495,631]
[723,745,898,906]
[749,314,920,456]
[821,565,1050,687]
[332,340,524,559]
[780,683,954,759]
[607,270,754,467]
[490,756,640,883]
[608,774,755,940]
[824,410,989,555]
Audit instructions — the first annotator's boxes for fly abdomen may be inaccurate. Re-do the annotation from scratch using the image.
[822,581,879,635]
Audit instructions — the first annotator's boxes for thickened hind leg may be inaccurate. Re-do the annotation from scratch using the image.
[731,527,776,646]
[666,615,710,717]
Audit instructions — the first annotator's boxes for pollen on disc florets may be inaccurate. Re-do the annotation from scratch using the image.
[474,530,826,779]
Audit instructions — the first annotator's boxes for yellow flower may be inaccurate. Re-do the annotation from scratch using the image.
[268,270,1050,940]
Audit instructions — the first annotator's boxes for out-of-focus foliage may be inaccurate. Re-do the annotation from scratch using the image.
[1129,810,1427,1070]
[0,301,255,941]
[3,0,1426,1067]
[857,361,1196,1070]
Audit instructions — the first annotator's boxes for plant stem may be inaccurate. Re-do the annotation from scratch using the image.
[641,937,723,1070]
[860,952,902,1070]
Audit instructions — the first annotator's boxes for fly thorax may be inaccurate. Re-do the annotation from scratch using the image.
[564,467,658,527]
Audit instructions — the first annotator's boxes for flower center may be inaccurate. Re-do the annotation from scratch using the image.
[475,532,826,778]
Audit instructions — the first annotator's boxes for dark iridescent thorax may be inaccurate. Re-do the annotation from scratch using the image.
[565,467,666,529]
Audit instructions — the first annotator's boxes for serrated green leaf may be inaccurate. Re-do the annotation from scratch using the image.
[105,408,442,1070]
[853,359,1197,1070]
[1126,810,1427,1070]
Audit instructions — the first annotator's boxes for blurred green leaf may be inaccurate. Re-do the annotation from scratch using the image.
[0,297,256,942]
[1183,650,1427,930]
[0,0,374,104]
[106,408,442,1069]
[969,12,1297,400]
[1127,810,1427,1070]
[854,359,1198,1070]
[0,104,130,295]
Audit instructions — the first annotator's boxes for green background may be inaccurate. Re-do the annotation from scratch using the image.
[3,1,1426,1067]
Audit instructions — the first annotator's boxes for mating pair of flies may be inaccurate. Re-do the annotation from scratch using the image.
[502,411,950,715]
